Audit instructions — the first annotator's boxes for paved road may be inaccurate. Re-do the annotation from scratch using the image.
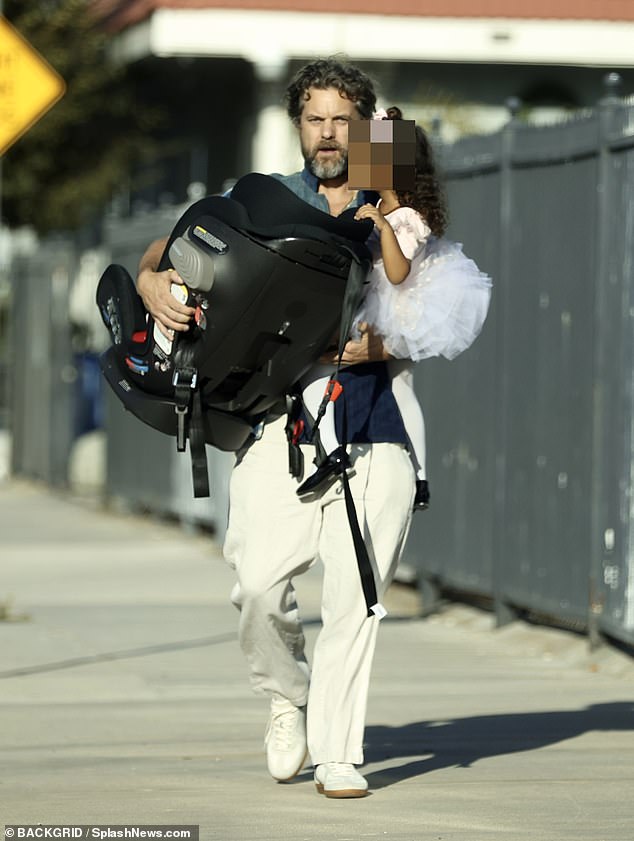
[1,479,633,840]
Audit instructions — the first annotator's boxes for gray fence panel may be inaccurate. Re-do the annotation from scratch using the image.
[10,241,76,486]
[499,152,597,625]
[403,161,501,598]
[592,105,634,646]
[405,99,634,647]
[105,390,232,536]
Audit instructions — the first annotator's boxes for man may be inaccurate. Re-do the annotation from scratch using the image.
[136,58,415,799]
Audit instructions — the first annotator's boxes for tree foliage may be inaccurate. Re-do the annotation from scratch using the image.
[1,0,163,233]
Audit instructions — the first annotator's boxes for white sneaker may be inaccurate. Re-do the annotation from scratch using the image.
[314,762,369,798]
[264,694,307,781]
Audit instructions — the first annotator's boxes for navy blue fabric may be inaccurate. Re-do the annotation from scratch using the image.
[264,168,407,446]
[335,364,407,444]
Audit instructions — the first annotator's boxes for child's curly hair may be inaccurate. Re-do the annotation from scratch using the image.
[385,106,448,238]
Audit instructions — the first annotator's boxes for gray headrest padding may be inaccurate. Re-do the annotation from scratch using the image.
[169,236,215,292]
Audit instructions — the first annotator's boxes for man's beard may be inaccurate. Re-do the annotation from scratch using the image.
[305,144,348,180]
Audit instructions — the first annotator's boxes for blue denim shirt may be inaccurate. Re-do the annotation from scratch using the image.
[270,167,375,215]
[272,168,408,446]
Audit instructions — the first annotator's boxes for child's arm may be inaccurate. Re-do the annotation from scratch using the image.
[354,205,410,284]
[378,222,411,285]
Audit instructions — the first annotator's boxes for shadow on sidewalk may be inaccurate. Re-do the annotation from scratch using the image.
[363,702,634,788]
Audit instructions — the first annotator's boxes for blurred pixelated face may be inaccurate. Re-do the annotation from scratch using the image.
[348,119,416,190]
[298,87,359,180]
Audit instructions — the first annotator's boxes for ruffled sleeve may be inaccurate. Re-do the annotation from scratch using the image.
[385,206,430,260]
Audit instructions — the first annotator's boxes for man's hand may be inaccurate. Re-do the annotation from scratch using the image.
[320,322,390,365]
[136,237,196,338]
[137,267,196,338]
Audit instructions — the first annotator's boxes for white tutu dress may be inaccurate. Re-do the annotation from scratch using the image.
[355,206,492,361]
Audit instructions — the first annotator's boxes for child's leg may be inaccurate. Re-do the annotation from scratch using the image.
[300,365,340,455]
[388,360,426,481]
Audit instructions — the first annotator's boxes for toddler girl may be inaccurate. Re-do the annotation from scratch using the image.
[297,108,492,508]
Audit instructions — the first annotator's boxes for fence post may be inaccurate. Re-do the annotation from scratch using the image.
[588,73,622,649]
[493,97,521,628]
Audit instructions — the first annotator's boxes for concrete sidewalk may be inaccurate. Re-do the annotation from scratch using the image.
[1,478,633,840]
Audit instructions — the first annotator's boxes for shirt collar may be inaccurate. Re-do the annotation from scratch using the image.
[300,165,320,192]
[300,165,378,207]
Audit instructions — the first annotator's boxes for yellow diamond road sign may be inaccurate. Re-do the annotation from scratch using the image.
[0,14,66,155]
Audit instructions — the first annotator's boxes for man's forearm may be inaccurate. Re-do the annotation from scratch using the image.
[138,238,168,278]
[133,237,194,335]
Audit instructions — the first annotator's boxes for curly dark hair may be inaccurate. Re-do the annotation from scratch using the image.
[385,106,448,238]
[285,58,377,125]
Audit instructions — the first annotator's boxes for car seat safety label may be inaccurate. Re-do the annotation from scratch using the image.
[152,282,190,357]
[192,225,228,254]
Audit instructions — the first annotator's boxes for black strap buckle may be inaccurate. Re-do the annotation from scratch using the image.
[172,366,198,393]
[173,366,198,451]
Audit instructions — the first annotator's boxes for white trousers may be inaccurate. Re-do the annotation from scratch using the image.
[223,414,415,765]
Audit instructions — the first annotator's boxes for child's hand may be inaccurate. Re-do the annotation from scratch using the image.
[354,204,386,231]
